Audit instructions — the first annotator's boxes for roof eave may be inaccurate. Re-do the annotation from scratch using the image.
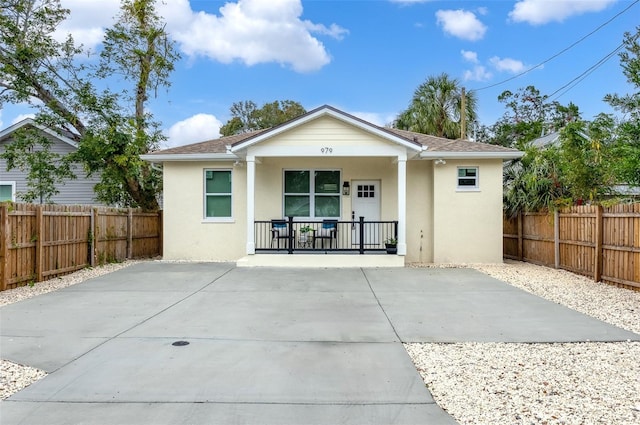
[140,153,239,162]
[420,151,524,160]
[0,118,78,148]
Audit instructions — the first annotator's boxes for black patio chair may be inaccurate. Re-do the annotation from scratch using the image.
[271,219,294,249]
[314,219,338,249]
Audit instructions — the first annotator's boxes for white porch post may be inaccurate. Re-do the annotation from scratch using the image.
[397,156,407,255]
[246,156,256,254]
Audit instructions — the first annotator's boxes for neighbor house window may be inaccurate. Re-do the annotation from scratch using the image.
[0,181,16,202]
[457,167,479,189]
[284,170,340,218]
[204,170,232,219]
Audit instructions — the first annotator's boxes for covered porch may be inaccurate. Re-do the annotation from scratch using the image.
[232,108,423,263]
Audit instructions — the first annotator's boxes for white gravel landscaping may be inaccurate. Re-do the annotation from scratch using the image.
[407,260,640,425]
[1,259,639,425]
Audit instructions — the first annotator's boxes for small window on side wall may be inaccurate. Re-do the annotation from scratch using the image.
[457,167,479,190]
[0,182,16,202]
[204,170,232,219]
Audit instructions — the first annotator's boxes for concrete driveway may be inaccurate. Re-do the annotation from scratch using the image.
[1,263,637,425]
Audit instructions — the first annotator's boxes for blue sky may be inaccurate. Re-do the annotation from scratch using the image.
[1,0,638,148]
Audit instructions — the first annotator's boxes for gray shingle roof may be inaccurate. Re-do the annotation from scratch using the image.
[147,129,268,155]
[384,128,519,154]
[145,106,519,157]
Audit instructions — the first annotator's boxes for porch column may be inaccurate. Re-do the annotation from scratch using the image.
[246,156,256,254]
[397,156,407,255]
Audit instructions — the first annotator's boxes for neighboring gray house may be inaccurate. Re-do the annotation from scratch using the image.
[0,118,102,204]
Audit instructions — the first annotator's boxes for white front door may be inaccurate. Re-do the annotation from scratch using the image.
[351,180,381,246]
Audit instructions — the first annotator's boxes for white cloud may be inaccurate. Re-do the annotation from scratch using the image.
[461,51,491,81]
[164,114,222,149]
[461,50,479,64]
[349,111,396,127]
[463,66,492,82]
[435,9,487,41]
[56,0,120,50]
[11,114,36,125]
[489,56,528,73]
[158,0,347,73]
[51,0,346,72]
[509,0,616,25]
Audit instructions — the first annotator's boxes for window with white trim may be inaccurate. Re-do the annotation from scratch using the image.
[284,170,340,218]
[204,170,232,218]
[457,167,479,189]
[0,181,16,202]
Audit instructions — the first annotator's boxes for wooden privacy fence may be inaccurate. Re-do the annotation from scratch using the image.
[504,203,640,290]
[0,203,162,291]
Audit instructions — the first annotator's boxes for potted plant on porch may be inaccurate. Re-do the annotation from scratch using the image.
[299,225,314,247]
[384,237,397,254]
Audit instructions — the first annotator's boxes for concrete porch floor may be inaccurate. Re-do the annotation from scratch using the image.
[237,253,405,267]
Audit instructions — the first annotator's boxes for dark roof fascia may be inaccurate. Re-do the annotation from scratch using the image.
[420,151,524,160]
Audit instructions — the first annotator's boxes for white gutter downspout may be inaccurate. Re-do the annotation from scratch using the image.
[246,155,256,255]
[397,153,407,256]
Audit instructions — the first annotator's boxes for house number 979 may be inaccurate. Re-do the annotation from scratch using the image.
[321,147,333,154]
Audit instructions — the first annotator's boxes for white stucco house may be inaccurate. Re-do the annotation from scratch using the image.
[142,105,522,267]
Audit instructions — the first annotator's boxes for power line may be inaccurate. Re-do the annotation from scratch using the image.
[548,42,625,101]
[471,0,639,93]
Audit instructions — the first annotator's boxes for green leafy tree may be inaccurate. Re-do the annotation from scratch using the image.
[220,100,306,136]
[0,127,76,203]
[0,0,178,209]
[604,26,640,187]
[503,145,566,218]
[557,119,615,202]
[394,73,477,139]
[503,114,617,217]
[476,86,581,148]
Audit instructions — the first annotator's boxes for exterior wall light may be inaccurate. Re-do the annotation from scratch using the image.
[342,181,350,195]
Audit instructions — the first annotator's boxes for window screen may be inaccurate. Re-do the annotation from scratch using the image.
[205,170,232,218]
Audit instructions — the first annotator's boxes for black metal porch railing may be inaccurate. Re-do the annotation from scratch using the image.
[255,216,398,254]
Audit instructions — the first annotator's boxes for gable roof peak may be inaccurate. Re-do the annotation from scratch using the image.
[229,104,423,153]
[0,118,78,148]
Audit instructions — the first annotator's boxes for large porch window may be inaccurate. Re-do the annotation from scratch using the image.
[284,170,340,218]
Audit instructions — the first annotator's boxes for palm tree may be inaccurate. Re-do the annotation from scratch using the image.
[502,145,566,218]
[394,73,477,139]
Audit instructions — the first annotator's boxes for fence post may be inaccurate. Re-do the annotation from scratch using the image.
[36,205,44,282]
[594,205,603,282]
[89,208,98,267]
[158,210,163,257]
[517,211,523,260]
[554,209,560,269]
[127,208,133,259]
[91,207,98,266]
[0,204,8,291]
